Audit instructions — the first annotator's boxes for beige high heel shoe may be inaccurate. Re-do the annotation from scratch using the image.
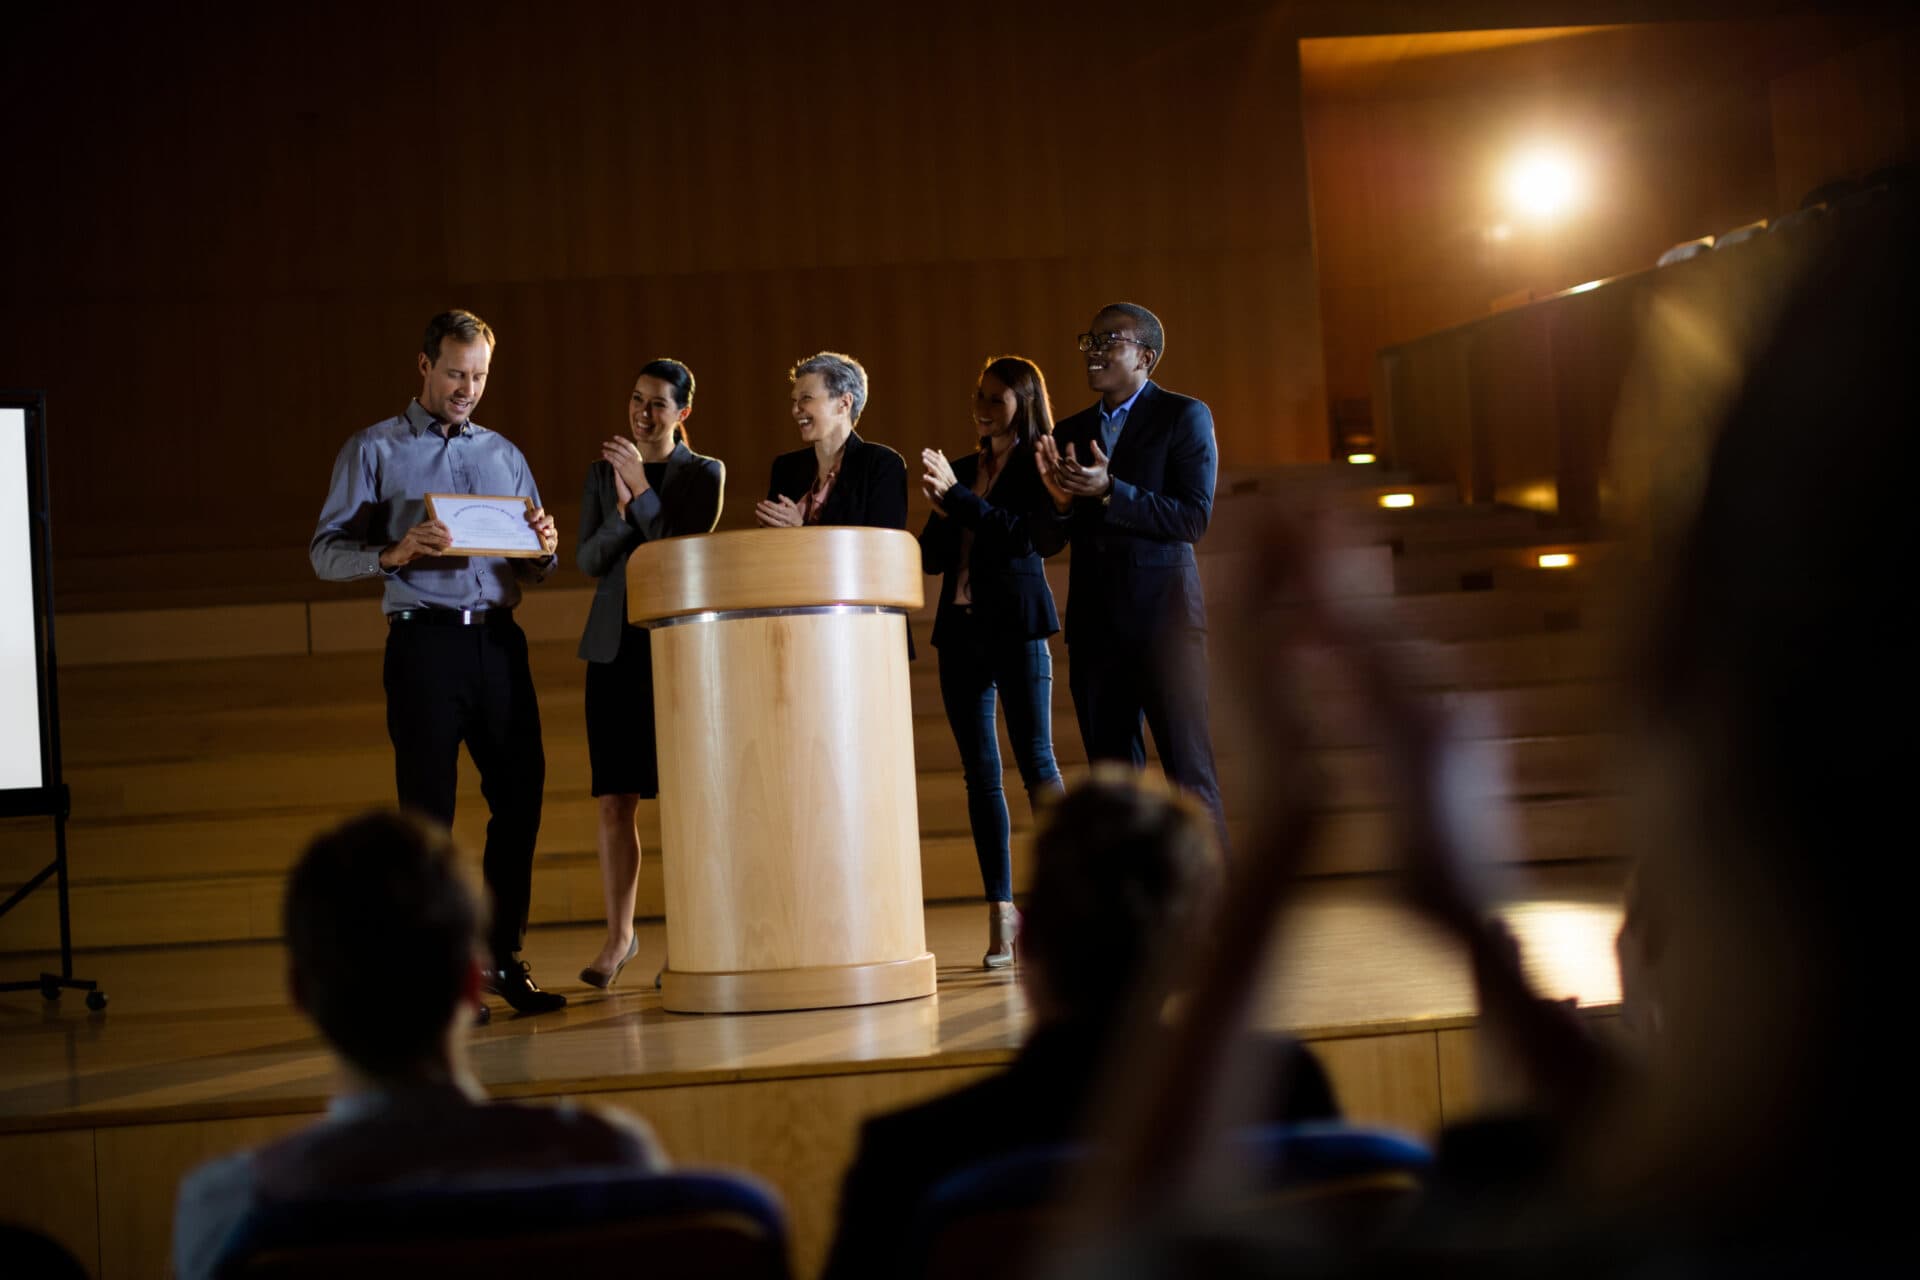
[984,901,1020,969]
[579,934,639,990]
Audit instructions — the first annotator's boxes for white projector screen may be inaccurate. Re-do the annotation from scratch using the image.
[0,405,46,792]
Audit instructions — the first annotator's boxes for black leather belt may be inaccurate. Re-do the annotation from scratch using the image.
[388,607,514,627]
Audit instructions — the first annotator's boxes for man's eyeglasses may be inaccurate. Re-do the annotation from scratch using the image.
[1077,331,1150,353]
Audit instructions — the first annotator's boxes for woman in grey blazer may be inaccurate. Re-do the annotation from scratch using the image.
[576,359,724,988]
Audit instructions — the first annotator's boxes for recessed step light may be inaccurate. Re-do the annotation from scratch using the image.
[1347,452,1377,465]
[1537,552,1577,569]
[1378,492,1415,509]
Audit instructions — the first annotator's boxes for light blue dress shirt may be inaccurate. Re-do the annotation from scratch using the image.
[310,400,555,614]
[1096,382,1146,455]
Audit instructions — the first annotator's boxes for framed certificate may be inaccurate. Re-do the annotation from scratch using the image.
[425,493,547,558]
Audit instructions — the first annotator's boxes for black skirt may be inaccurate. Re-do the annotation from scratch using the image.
[584,624,660,798]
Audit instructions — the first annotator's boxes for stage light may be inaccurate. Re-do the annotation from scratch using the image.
[1347,452,1377,465]
[1537,552,1576,569]
[1503,146,1583,221]
[1379,492,1415,509]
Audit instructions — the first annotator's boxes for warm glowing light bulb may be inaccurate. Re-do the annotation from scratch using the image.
[1504,147,1583,221]
[1347,452,1376,465]
[1537,552,1576,569]
[1379,492,1415,509]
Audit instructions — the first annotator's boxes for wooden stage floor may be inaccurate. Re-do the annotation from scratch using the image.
[0,865,1624,1279]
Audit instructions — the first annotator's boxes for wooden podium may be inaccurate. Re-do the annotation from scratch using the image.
[626,527,936,1013]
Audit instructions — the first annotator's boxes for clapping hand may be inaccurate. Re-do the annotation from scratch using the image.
[1032,436,1073,511]
[1054,438,1112,498]
[602,438,650,499]
[754,495,804,528]
[921,448,958,515]
[1227,511,1495,933]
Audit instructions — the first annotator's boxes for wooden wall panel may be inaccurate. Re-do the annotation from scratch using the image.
[1770,26,1920,209]
[0,1129,100,1275]
[599,1067,996,1280]
[1471,310,1558,504]
[3,1,1330,605]
[8,1034,1482,1280]
[1436,1018,1619,1126]
[1308,1030,1444,1135]
[94,1113,313,1280]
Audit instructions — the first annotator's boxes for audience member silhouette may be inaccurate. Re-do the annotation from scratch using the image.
[1058,188,1914,1277]
[172,812,663,1280]
[821,770,1338,1280]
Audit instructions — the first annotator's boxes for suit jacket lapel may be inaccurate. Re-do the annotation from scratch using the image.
[1107,380,1159,473]
[658,441,692,520]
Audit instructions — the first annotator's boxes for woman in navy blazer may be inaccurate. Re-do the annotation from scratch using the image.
[919,356,1066,966]
[575,359,724,989]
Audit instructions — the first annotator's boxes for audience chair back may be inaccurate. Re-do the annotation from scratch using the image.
[1657,236,1716,267]
[1712,220,1769,251]
[911,1123,1431,1280]
[1768,205,1826,237]
[1799,177,1860,209]
[212,1168,790,1280]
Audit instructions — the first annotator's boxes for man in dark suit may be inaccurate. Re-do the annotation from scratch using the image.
[1034,302,1225,846]
[820,772,1337,1280]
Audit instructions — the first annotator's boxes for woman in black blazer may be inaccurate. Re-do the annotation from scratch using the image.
[919,356,1066,967]
[755,351,907,530]
[576,359,724,989]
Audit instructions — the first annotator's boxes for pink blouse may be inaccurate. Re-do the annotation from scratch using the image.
[797,466,840,525]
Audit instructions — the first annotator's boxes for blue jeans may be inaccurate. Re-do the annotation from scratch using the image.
[936,612,1064,901]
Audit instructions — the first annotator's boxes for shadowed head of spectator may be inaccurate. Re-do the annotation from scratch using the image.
[1021,768,1223,1029]
[284,810,484,1080]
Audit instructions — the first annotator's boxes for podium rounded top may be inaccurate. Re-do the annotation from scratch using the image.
[627,527,925,624]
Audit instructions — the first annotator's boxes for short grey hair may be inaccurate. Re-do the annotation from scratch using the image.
[789,351,870,423]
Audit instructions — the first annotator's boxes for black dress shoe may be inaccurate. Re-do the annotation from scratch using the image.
[485,956,568,1014]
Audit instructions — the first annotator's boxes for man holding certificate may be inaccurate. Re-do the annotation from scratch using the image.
[311,309,567,1015]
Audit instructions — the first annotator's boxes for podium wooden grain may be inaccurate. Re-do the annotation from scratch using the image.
[629,528,935,1013]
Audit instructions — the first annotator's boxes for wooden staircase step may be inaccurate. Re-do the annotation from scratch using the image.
[22,732,1613,829]
[53,625,1617,727]
[0,795,1620,951]
[51,673,1616,774]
